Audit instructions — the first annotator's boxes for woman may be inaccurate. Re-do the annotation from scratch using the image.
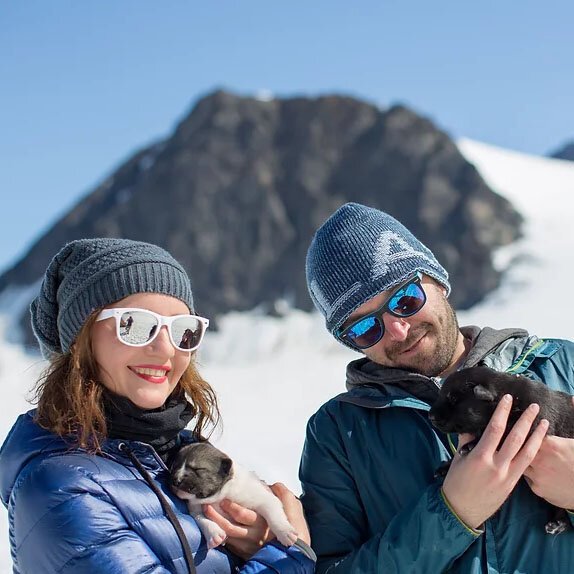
[0,238,314,574]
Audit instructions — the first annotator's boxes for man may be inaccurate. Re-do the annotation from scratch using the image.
[300,202,574,573]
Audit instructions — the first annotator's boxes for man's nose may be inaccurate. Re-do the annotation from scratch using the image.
[383,315,410,341]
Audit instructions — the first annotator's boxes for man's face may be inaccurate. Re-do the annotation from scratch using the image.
[341,275,462,377]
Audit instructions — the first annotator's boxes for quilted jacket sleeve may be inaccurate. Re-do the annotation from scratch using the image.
[242,541,316,574]
[10,457,178,573]
[299,403,480,574]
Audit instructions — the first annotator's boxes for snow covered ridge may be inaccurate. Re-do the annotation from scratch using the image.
[0,138,573,572]
[456,139,574,340]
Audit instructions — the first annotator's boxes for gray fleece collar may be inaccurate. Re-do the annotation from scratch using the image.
[344,325,532,405]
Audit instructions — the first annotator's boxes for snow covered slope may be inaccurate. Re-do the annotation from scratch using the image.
[0,139,573,571]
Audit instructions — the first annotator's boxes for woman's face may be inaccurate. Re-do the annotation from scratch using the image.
[91,293,192,409]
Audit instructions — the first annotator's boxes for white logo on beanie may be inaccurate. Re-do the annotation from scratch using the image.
[371,230,439,279]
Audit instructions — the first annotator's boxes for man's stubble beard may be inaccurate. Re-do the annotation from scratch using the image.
[386,297,460,377]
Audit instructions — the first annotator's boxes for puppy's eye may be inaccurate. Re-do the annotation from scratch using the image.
[447,393,459,404]
[191,467,211,477]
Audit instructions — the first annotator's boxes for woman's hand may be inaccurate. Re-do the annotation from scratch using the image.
[203,482,310,560]
[442,395,548,529]
[269,482,311,546]
[203,499,271,560]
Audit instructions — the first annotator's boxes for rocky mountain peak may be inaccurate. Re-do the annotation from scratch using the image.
[0,90,522,349]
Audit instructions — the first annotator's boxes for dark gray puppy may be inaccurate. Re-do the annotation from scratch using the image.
[429,366,574,534]
[170,442,233,500]
[430,366,574,438]
[170,442,297,548]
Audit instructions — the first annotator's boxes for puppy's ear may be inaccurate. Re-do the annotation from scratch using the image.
[473,384,497,401]
[219,457,232,477]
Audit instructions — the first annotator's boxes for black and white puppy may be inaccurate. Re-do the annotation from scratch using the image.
[429,366,574,534]
[170,442,298,548]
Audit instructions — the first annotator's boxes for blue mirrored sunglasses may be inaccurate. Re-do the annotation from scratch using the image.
[336,272,426,350]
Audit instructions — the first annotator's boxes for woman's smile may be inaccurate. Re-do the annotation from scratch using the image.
[129,364,171,384]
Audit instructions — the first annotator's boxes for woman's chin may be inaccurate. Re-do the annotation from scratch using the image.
[130,390,170,410]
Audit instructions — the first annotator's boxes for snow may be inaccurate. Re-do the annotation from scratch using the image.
[455,139,574,339]
[255,89,274,102]
[0,138,573,571]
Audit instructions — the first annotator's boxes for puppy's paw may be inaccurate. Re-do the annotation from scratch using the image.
[203,522,227,549]
[207,531,227,549]
[275,525,299,547]
[545,519,570,535]
[545,508,571,535]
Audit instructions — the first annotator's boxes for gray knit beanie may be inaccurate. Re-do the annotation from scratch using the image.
[31,238,194,357]
[306,202,450,338]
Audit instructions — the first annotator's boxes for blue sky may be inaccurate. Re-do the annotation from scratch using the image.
[1,1,573,273]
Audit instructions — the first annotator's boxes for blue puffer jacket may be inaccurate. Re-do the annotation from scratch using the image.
[0,412,315,574]
[300,327,574,573]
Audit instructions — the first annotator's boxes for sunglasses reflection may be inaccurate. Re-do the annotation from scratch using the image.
[144,323,196,348]
[180,329,194,349]
[118,311,201,350]
[119,314,134,334]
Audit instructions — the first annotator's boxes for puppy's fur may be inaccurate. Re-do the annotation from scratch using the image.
[429,366,574,534]
[430,366,574,438]
[170,442,298,549]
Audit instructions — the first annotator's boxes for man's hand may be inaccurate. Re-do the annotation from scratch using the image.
[523,436,574,508]
[524,397,574,509]
[442,394,548,529]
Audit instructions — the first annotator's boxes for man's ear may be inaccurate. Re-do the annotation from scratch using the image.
[473,384,497,401]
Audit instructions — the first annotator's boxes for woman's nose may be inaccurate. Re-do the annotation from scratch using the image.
[147,325,174,354]
[383,315,410,341]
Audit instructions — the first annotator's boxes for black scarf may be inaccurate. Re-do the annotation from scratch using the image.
[103,389,194,462]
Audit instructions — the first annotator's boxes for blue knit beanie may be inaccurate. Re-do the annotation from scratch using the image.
[31,238,194,357]
[306,203,450,339]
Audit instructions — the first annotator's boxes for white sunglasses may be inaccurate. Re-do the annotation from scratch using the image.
[96,307,209,352]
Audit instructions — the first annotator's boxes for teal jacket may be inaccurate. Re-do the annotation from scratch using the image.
[300,327,574,573]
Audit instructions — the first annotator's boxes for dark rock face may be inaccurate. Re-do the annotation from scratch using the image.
[550,141,574,161]
[0,90,522,350]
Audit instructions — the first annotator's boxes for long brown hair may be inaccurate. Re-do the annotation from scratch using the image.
[33,312,220,452]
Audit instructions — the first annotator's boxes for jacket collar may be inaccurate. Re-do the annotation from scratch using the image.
[461,326,529,368]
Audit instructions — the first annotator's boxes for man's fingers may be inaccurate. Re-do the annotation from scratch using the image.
[512,418,549,472]
[474,395,513,454]
[496,403,540,461]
